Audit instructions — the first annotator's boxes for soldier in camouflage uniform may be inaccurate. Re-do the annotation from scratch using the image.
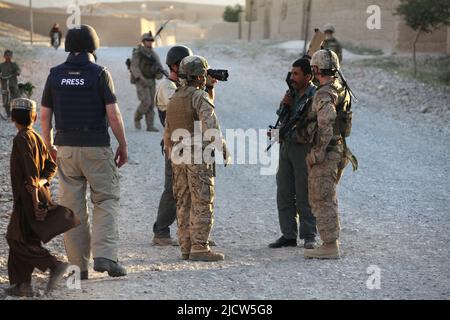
[303,50,355,259]
[164,55,230,262]
[322,24,343,63]
[130,31,165,132]
[1,50,21,118]
[152,45,193,246]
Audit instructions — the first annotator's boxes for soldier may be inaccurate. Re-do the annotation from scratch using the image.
[322,24,343,63]
[152,45,193,246]
[0,50,21,118]
[163,55,229,261]
[40,25,128,278]
[130,31,165,132]
[303,49,355,259]
[268,58,317,249]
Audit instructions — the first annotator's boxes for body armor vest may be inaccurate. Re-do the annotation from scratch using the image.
[50,54,107,131]
[166,86,198,141]
[138,49,158,79]
[49,52,110,146]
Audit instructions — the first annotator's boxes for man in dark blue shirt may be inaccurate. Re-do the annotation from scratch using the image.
[40,25,128,280]
[269,58,318,249]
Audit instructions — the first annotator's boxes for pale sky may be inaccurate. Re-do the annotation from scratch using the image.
[5,0,245,8]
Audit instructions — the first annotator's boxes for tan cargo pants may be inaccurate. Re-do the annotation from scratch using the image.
[308,150,343,244]
[135,80,156,129]
[172,163,215,255]
[56,146,120,272]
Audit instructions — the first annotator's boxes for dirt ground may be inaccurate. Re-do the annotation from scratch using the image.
[0,40,449,300]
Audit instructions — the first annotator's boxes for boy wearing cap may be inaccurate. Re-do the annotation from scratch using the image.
[5,98,69,297]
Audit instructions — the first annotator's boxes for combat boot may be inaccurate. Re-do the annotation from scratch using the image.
[134,112,142,130]
[94,258,127,277]
[153,236,178,246]
[304,240,340,259]
[189,251,225,262]
[146,126,159,132]
[181,253,190,260]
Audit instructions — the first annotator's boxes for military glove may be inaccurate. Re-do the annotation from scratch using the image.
[206,75,217,89]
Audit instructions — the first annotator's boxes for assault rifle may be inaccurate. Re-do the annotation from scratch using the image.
[155,19,172,39]
[266,97,312,152]
[266,72,294,152]
[337,68,357,101]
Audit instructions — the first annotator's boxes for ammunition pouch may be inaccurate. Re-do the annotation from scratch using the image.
[338,109,352,138]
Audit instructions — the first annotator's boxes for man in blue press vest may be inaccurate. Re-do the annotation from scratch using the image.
[40,25,128,280]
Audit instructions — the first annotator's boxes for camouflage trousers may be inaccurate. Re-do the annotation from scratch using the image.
[308,150,344,243]
[134,80,156,128]
[172,163,215,254]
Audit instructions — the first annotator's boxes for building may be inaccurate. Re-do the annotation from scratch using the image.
[243,0,450,54]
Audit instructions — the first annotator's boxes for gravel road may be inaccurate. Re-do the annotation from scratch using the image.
[0,41,449,300]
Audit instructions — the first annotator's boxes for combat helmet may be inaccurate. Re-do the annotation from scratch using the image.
[323,23,336,33]
[166,45,193,66]
[141,30,155,42]
[178,55,209,80]
[311,49,340,73]
[65,25,100,52]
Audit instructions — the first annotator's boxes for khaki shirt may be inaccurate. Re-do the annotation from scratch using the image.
[155,78,177,112]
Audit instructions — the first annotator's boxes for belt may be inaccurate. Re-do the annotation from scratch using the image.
[57,128,107,133]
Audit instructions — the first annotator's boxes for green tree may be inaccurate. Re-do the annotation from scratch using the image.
[395,0,450,76]
[223,4,244,23]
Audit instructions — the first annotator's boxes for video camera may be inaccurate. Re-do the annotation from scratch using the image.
[207,69,229,81]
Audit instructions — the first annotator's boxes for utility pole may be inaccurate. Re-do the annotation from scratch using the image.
[302,0,312,55]
[248,0,254,42]
[238,11,242,40]
[29,0,34,45]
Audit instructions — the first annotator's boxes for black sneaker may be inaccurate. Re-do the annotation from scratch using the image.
[93,258,127,277]
[80,271,89,280]
[303,237,317,249]
[268,236,297,248]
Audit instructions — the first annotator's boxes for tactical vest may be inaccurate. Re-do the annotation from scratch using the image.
[49,53,109,146]
[137,49,158,79]
[165,86,198,144]
[300,79,357,171]
[331,82,352,140]
[303,80,351,143]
